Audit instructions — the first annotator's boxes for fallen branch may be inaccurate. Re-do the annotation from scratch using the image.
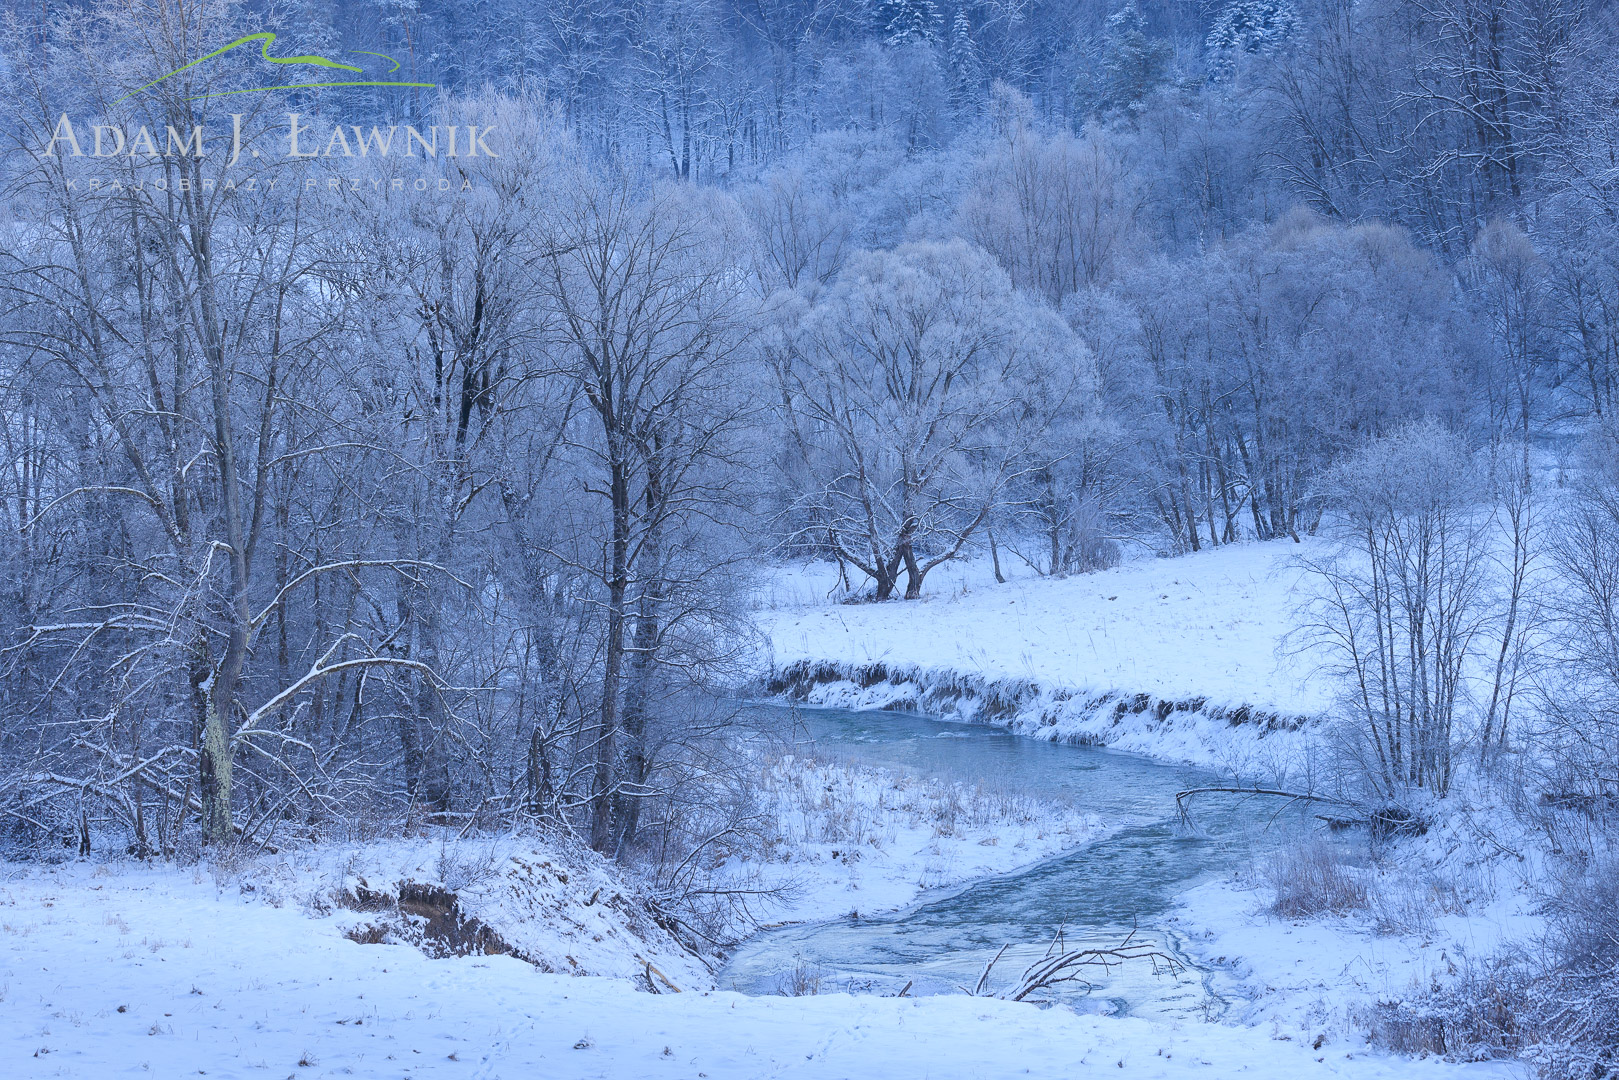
[1175,786,1349,827]
[966,926,1186,1003]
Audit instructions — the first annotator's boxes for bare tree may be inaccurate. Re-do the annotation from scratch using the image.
[1466,218,1546,441]
[539,171,759,850]
[1478,439,1538,763]
[1299,422,1490,798]
[1536,420,1619,800]
[741,165,851,290]
[956,93,1141,302]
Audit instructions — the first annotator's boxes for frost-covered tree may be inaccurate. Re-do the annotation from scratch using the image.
[947,8,982,114]
[1541,197,1619,420]
[956,100,1141,300]
[1205,0,1299,59]
[1466,218,1549,441]
[1301,422,1490,799]
[1099,0,1172,113]
[537,173,760,851]
[742,166,852,290]
[874,0,942,47]
[1113,212,1462,552]
[1539,419,1619,805]
[776,240,1090,599]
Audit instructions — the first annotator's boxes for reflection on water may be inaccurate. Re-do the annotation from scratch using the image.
[721,704,1314,1019]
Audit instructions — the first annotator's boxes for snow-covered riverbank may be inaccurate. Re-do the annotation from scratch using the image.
[1164,804,1547,1060]
[0,546,1542,1079]
[759,542,1328,711]
[757,543,1329,775]
[749,548,1552,1073]
[0,737,1533,1079]
[0,856,1523,1080]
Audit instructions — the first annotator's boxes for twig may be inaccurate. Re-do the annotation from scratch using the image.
[964,927,1186,1004]
[1175,786,1349,827]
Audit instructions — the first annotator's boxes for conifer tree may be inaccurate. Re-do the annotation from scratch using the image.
[948,8,982,112]
[874,0,943,47]
[1205,0,1299,74]
[1100,1,1171,113]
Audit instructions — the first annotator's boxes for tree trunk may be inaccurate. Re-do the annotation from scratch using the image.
[188,144,249,849]
[614,459,665,852]
[591,447,631,852]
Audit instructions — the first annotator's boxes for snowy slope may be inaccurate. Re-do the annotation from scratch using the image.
[1168,809,1546,1048]
[755,542,1331,772]
[757,541,1331,717]
[0,861,1523,1080]
[283,837,712,988]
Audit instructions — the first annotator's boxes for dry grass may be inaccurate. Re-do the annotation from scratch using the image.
[755,751,1082,856]
[1357,953,1533,1061]
[1264,842,1368,918]
[776,957,826,997]
[342,922,391,945]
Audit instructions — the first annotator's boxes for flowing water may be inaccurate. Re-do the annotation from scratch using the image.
[722,704,1313,1018]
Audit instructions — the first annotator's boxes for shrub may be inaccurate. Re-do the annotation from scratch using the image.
[1367,873,1435,937]
[1264,842,1368,918]
[778,957,825,997]
[1360,952,1532,1061]
[1530,858,1619,1080]
[1356,859,1619,1076]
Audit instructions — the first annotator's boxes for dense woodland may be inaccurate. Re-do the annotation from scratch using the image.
[1,0,1618,1067]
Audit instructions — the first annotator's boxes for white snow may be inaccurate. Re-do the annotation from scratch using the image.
[1168,812,1545,1051]
[296,837,711,987]
[1,543,1546,1079]
[744,540,1544,1073]
[757,541,1332,718]
[756,543,1332,774]
[1,859,1524,1079]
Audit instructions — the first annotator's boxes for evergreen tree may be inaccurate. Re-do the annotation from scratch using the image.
[1100,1,1171,113]
[1205,0,1299,66]
[948,8,982,112]
[874,0,943,47]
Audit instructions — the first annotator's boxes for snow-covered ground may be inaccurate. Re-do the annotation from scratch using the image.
[745,543,1551,1073]
[1169,810,1543,1052]
[756,543,1330,774]
[0,751,1130,1078]
[0,544,1546,1079]
[276,836,711,987]
[0,858,1523,1080]
[758,542,1330,717]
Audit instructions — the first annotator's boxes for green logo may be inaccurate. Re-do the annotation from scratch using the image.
[118,32,435,102]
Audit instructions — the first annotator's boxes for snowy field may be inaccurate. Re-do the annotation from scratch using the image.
[756,542,1333,718]
[0,753,1129,1078]
[0,749,1535,1080]
[0,859,1524,1080]
[755,543,1333,774]
[0,748,1538,1080]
